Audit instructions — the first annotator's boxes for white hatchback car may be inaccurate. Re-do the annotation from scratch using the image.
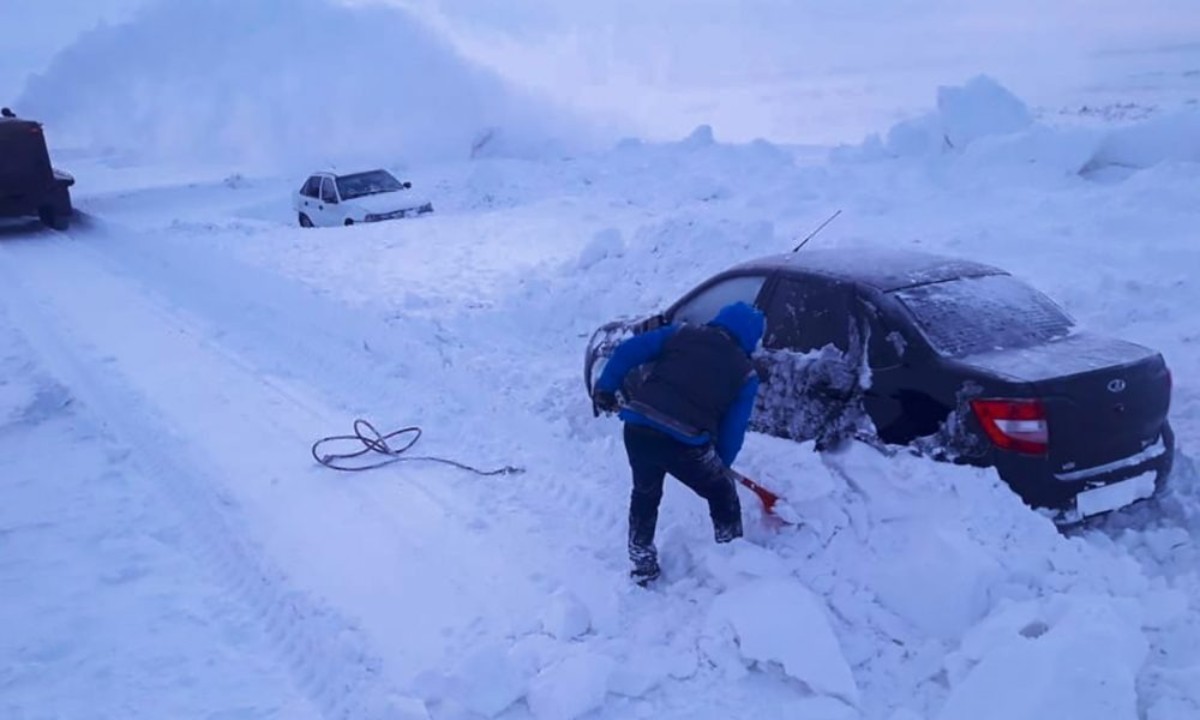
[293,169,434,227]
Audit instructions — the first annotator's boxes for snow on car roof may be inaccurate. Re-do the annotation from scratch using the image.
[729,248,1007,291]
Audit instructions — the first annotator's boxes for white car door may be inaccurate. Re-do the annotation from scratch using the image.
[318,176,343,226]
[296,175,322,226]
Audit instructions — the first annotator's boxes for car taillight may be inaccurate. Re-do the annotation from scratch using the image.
[970,398,1049,455]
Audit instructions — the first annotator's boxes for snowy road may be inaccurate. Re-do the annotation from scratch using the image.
[0,220,631,713]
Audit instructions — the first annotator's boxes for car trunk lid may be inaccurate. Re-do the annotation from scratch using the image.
[964,333,1171,473]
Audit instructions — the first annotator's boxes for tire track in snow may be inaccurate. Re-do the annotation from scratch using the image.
[70,217,637,582]
[0,228,627,705]
[0,234,404,719]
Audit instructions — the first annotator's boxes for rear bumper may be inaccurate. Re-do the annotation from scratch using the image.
[995,421,1174,521]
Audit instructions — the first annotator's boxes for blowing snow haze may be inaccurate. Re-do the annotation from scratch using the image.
[14,0,578,168]
[7,0,1200,165]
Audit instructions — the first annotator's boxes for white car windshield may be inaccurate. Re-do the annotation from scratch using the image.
[336,170,404,200]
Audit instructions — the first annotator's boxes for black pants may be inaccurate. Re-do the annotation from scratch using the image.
[622,423,743,567]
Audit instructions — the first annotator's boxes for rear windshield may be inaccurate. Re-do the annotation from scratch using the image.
[336,170,403,200]
[0,123,50,183]
[893,275,1074,357]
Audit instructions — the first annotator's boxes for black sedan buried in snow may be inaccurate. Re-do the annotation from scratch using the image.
[584,248,1174,524]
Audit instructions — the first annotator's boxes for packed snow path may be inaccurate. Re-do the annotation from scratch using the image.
[0,219,638,718]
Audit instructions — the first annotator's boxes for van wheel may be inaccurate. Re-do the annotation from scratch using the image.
[344,219,354,226]
[39,205,69,231]
[298,213,313,228]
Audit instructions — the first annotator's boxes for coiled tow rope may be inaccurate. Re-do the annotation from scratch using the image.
[311,418,524,475]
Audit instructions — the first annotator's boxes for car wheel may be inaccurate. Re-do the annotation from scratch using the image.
[39,205,69,231]
[298,213,313,228]
[344,218,354,226]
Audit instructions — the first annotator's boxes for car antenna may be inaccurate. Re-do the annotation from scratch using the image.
[792,209,842,252]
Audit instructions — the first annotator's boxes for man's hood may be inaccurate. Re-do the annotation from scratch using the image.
[708,301,764,354]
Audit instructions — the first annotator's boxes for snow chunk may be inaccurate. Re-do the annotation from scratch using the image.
[700,538,791,588]
[1086,109,1200,172]
[368,694,431,720]
[869,521,1005,639]
[526,652,615,720]
[508,634,563,678]
[706,578,859,706]
[681,124,716,149]
[607,646,676,698]
[576,229,625,271]
[882,76,1030,157]
[540,588,592,641]
[845,75,1033,160]
[938,596,1148,720]
[451,643,528,717]
[936,75,1032,150]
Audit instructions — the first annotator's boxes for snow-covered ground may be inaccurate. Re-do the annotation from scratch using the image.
[3,2,1200,719]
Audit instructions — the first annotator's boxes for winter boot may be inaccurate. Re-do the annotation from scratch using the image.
[630,559,661,587]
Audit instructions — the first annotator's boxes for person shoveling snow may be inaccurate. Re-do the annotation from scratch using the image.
[591,301,766,586]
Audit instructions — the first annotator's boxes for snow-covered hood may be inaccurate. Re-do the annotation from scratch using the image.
[344,190,430,214]
[960,332,1158,383]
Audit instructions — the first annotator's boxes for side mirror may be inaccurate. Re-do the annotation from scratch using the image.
[403,181,412,189]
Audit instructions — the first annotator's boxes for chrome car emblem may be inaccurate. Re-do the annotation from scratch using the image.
[1107,378,1127,393]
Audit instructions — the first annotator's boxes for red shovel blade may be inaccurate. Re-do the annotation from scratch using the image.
[731,471,791,523]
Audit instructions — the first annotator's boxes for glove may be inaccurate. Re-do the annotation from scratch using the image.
[592,389,620,416]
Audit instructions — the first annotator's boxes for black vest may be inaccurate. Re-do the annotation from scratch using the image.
[629,325,753,438]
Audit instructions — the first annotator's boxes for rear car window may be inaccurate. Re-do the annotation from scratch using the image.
[672,275,767,326]
[893,275,1073,357]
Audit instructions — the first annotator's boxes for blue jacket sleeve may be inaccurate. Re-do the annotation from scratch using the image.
[715,375,760,466]
[595,325,678,392]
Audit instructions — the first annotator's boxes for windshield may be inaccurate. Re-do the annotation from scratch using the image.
[893,275,1074,357]
[335,170,404,200]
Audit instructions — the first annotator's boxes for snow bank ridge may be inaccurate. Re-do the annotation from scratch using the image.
[839,74,1200,177]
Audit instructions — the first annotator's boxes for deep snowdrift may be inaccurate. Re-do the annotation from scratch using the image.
[134,102,1193,717]
[17,0,577,169]
[839,75,1200,177]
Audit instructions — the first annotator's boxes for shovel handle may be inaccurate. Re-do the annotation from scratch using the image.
[730,471,782,513]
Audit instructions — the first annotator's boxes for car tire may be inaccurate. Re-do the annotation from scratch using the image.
[344,219,354,226]
[298,213,313,228]
[39,205,69,231]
